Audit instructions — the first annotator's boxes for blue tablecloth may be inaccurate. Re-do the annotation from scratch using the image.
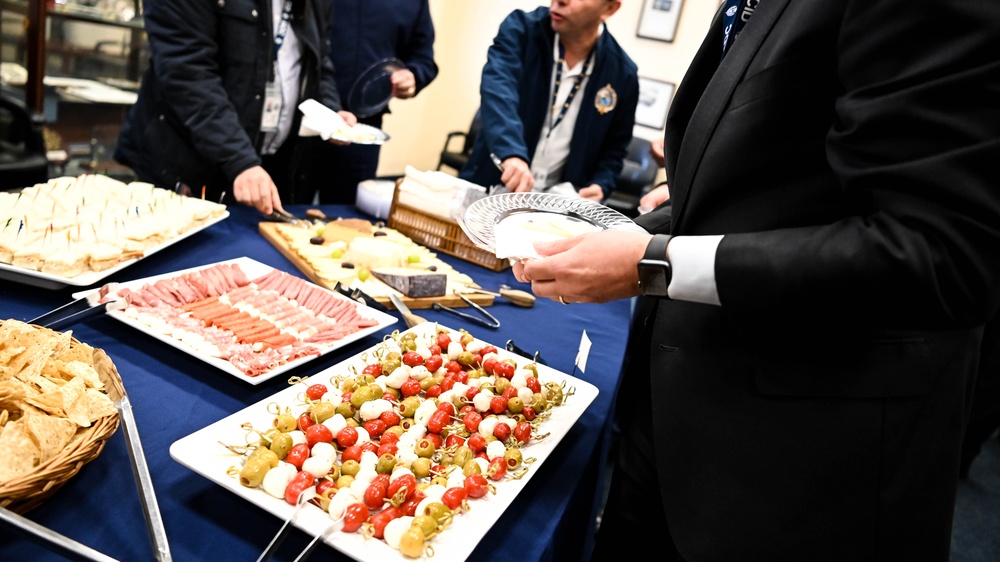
[0,204,631,562]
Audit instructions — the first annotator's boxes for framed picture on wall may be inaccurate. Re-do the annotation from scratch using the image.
[637,0,685,43]
[635,76,675,130]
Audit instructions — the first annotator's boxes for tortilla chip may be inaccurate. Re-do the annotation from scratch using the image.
[25,411,77,464]
[0,419,40,481]
[58,360,104,390]
[85,388,118,422]
[52,339,95,365]
[23,389,66,417]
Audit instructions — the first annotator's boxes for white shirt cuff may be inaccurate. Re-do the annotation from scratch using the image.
[666,235,723,306]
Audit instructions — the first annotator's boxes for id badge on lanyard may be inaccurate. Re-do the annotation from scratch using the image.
[261,78,283,132]
[261,0,293,132]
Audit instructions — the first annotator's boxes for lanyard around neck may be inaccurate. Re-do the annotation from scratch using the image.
[273,0,293,63]
[548,42,594,137]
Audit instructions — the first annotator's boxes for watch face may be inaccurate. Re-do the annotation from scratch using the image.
[638,259,670,297]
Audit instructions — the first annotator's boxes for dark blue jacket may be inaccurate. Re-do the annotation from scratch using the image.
[328,0,437,120]
[116,0,342,192]
[460,7,639,199]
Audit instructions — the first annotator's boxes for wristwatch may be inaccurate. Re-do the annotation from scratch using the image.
[637,234,672,297]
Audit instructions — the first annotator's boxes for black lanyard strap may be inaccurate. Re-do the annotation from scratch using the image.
[548,42,594,137]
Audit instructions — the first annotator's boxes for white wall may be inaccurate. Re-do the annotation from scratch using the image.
[376,0,720,178]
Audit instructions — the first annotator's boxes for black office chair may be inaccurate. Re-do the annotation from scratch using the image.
[0,93,48,190]
[604,136,659,218]
[436,109,481,174]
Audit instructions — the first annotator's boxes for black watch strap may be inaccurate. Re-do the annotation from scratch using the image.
[637,234,672,297]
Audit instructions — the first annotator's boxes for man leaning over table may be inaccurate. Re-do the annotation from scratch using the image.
[459,0,638,203]
[513,0,1000,560]
[116,0,357,214]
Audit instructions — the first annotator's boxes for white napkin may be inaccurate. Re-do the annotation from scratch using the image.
[298,99,349,140]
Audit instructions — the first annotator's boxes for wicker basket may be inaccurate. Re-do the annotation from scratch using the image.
[0,327,122,514]
[387,179,509,272]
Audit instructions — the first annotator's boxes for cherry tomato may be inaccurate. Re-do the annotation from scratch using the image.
[445,433,465,448]
[424,432,443,450]
[513,421,532,444]
[525,376,541,394]
[436,333,451,349]
[360,441,380,455]
[401,492,425,516]
[441,486,468,511]
[464,474,490,498]
[363,419,386,438]
[379,410,401,428]
[425,384,442,398]
[462,411,482,433]
[370,506,401,539]
[427,409,449,434]
[493,421,511,442]
[472,353,483,367]
[362,363,382,377]
[315,478,336,498]
[501,386,518,401]
[522,406,537,422]
[437,400,456,416]
[494,361,515,380]
[424,355,443,372]
[487,456,508,481]
[467,432,487,454]
[341,444,362,463]
[305,383,328,401]
[285,443,310,470]
[364,481,388,510]
[453,370,469,385]
[459,404,476,416]
[482,357,498,375]
[428,344,442,356]
[336,426,358,448]
[465,387,481,401]
[489,396,508,415]
[445,360,463,373]
[285,475,314,505]
[480,345,498,356]
[382,392,398,404]
[342,503,369,533]
[380,430,400,444]
[400,378,421,398]
[387,473,417,503]
[402,351,424,367]
[297,412,315,432]
[377,440,398,457]
[305,423,333,447]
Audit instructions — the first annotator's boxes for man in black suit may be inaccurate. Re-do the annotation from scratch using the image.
[513,1,1000,559]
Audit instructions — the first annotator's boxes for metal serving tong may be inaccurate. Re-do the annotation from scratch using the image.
[29,284,128,331]
[332,282,388,312]
[432,290,501,329]
[261,208,310,227]
[0,506,120,562]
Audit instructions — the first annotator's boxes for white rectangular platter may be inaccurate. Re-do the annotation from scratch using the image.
[0,211,230,290]
[170,322,598,561]
[74,256,397,385]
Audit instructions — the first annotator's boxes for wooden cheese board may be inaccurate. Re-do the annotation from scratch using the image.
[259,222,493,310]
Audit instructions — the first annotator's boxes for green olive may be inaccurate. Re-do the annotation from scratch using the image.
[380,357,401,376]
[351,385,376,409]
[411,457,432,479]
[411,514,438,538]
[273,413,297,433]
[506,396,524,415]
[269,432,294,460]
[494,377,510,395]
[422,501,452,523]
[311,401,336,423]
[545,382,564,404]
[248,446,279,468]
[451,445,472,469]
[383,425,404,440]
[462,458,481,477]
[415,438,435,458]
[524,363,539,377]
[399,527,426,558]
[467,367,485,379]
[459,331,474,346]
[504,448,523,469]
[340,459,360,477]
[335,402,356,418]
[456,351,475,367]
[531,393,548,412]
[327,464,341,481]
[340,378,357,393]
[376,453,397,474]
[400,417,415,431]
[399,396,421,418]
[239,459,271,488]
[336,474,354,489]
[383,387,401,401]
[430,474,449,488]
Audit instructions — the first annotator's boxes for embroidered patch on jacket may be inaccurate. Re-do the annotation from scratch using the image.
[595,83,617,115]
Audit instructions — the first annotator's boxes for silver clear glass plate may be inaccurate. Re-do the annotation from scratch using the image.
[328,123,390,145]
[347,57,405,119]
[459,192,647,255]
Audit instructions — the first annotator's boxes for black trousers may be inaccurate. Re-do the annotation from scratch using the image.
[298,114,383,205]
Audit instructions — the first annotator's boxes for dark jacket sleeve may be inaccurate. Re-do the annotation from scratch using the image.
[143,0,261,181]
[401,0,438,93]
[478,9,535,164]
[312,0,343,112]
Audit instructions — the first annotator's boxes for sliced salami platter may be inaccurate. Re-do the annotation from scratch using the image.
[170,322,598,561]
[73,257,397,384]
